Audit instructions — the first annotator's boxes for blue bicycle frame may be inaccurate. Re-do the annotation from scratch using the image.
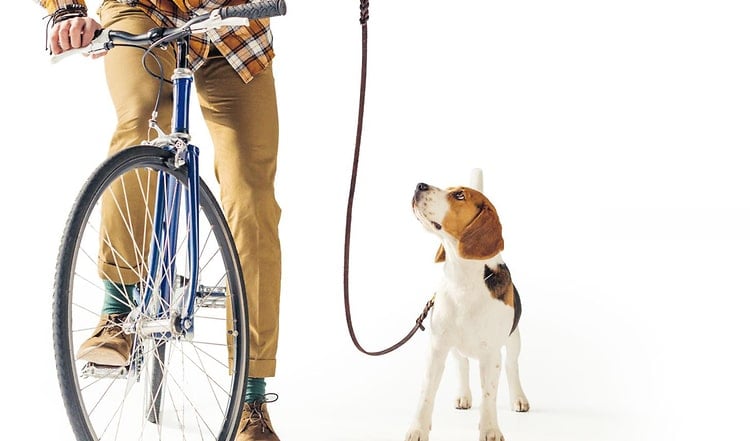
[139,37,201,337]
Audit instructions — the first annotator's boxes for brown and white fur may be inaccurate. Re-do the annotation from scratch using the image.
[406,169,529,441]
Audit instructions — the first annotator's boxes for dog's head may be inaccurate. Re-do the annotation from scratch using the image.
[412,183,504,262]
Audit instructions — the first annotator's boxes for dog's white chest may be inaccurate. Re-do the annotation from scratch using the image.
[430,275,515,358]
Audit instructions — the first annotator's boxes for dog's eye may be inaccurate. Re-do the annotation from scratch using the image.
[453,191,465,201]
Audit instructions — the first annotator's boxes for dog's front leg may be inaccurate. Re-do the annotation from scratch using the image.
[452,349,472,409]
[405,344,449,441]
[478,352,504,441]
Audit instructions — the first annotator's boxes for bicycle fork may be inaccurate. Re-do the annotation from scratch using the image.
[128,40,201,343]
[136,141,200,340]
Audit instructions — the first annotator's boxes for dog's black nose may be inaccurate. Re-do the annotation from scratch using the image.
[416,183,429,192]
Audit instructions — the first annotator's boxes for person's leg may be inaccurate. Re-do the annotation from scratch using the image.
[195,54,281,380]
[195,52,281,441]
[96,0,174,286]
[77,0,175,365]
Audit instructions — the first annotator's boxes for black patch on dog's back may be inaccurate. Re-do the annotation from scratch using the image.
[484,264,511,301]
[484,264,522,335]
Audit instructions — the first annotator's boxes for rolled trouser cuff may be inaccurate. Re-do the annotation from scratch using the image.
[98,259,143,286]
[249,359,276,379]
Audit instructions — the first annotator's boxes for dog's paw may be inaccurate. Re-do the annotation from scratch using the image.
[511,394,530,412]
[455,394,472,409]
[479,427,504,441]
[405,428,429,441]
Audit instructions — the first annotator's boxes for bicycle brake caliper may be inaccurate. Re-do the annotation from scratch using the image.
[173,138,189,168]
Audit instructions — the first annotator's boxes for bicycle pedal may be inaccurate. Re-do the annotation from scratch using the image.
[81,362,129,379]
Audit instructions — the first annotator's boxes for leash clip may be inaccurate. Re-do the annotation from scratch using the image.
[416,295,435,331]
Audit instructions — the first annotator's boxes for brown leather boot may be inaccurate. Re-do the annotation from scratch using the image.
[236,398,281,441]
[76,313,133,366]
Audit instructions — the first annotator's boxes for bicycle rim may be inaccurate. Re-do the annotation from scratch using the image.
[53,146,248,441]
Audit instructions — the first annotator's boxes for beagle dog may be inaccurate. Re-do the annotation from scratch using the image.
[406,170,529,441]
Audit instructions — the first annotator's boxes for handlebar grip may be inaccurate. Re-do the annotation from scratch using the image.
[50,28,110,64]
[219,0,287,20]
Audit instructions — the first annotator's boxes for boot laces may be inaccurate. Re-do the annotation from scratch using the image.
[248,393,279,433]
[98,314,127,338]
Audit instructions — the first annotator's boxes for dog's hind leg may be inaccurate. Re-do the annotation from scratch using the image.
[505,329,530,412]
[452,349,472,409]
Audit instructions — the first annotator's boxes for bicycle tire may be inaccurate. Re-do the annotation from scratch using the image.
[53,145,249,441]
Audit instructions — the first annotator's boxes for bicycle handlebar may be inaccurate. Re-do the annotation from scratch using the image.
[50,0,287,64]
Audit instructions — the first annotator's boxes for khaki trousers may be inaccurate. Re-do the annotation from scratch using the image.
[96,0,281,378]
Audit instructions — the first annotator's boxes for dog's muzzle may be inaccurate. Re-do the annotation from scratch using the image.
[412,182,430,206]
[413,183,442,230]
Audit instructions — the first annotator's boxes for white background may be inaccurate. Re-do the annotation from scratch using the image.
[2,1,749,440]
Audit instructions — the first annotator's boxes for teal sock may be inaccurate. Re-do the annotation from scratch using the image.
[101,280,136,315]
[245,377,266,404]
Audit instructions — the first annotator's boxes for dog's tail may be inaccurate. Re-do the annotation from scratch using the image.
[470,168,483,192]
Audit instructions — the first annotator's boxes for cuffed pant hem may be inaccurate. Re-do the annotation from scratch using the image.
[98,260,142,286]
[249,359,276,378]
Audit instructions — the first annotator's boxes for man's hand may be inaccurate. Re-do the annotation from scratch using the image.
[49,16,103,57]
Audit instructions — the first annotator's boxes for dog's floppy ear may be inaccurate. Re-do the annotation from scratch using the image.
[434,244,446,263]
[458,202,504,260]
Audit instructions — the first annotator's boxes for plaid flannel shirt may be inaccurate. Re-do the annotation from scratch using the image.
[40,0,274,83]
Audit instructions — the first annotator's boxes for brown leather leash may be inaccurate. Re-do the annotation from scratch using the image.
[342,0,435,356]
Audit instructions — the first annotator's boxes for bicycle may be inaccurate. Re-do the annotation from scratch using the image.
[50,1,286,440]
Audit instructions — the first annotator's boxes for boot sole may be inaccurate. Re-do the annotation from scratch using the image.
[76,347,130,366]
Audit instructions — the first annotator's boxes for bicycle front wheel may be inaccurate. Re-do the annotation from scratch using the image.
[53,145,249,441]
